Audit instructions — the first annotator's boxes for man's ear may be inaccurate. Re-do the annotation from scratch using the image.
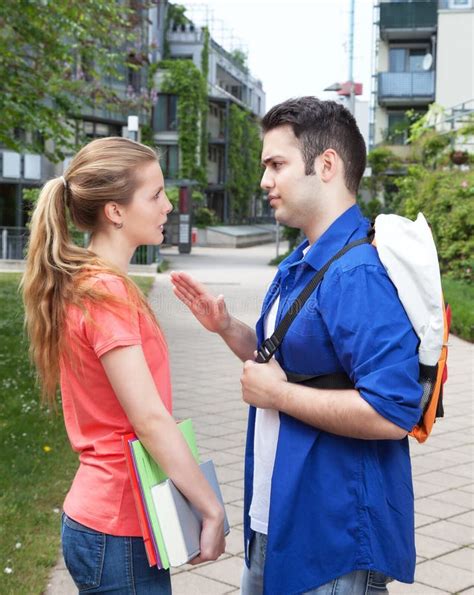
[317,149,339,183]
[103,202,124,227]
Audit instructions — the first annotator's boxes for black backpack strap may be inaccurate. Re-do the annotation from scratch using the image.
[256,235,372,364]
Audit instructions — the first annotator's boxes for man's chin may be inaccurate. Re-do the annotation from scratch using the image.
[273,208,286,224]
[274,209,295,228]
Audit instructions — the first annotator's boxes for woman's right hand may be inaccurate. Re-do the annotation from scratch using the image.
[170,271,231,334]
[188,507,226,565]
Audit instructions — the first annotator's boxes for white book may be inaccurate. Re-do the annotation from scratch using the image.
[151,459,230,567]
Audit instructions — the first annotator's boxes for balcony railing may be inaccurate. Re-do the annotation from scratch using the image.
[0,226,159,264]
[378,71,435,102]
[380,1,438,30]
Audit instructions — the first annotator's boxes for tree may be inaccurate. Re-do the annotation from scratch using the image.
[0,0,148,161]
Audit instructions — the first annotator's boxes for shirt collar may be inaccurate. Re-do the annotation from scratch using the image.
[302,204,368,271]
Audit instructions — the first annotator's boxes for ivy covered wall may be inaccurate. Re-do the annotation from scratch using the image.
[227,104,262,221]
[160,58,207,184]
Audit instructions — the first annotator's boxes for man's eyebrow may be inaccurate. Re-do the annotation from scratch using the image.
[261,155,284,166]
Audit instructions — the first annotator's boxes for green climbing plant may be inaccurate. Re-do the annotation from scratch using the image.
[200,27,210,180]
[160,59,206,184]
[227,104,262,221]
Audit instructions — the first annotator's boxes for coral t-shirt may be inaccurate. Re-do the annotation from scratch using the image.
[60,274,172,536]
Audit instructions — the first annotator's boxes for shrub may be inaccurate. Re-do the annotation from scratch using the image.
[397,166,474,282]
[194,207,219,228]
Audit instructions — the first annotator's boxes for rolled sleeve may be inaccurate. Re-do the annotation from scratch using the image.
[320,264,423,431]
[82,276,142,359]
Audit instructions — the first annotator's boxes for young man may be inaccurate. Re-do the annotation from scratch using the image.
[171,97,422,594]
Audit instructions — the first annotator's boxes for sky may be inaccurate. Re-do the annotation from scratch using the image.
[182,0,375,110]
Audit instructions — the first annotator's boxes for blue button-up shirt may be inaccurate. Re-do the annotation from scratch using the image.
[243,205,423,594]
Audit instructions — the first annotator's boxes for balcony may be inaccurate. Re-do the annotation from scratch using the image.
[380,1,438,40]
[378,71,435,105]
[0,151,55,183]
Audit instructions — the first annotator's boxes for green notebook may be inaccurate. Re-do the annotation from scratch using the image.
[130,419,200,569]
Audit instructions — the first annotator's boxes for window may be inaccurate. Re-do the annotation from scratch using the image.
[160,145,179,179]
[153,94,178,132]
[387,110,424,145]
[408,50,426,72]
[389,48,430,72]
[388,112,409,144]
[128,67,142,93]
[389,48,406,72]
[449,0,472,7]
[82,121,121,140]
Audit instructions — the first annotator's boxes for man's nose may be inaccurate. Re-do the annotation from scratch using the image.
[260,169,274,191]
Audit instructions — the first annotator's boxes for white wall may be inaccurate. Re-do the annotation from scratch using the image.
[436,9,474,108]
[355,99,370,151]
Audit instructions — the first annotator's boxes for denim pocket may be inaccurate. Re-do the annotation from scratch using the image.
[62,514,105,592]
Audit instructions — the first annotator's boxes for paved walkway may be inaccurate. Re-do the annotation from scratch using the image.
[46,243,473,594]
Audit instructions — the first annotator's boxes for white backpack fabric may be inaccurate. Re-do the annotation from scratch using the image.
[374,213,445,367]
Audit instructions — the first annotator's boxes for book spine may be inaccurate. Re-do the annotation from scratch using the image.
[122,435,158,567]
[130,441,169,569]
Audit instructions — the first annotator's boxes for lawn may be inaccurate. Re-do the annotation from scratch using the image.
[0,273,155,595]
[442,277,474,342]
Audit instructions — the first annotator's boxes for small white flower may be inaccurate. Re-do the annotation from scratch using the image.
[15,543,22,549]
[4,567,13,574]
[52,508,60,514]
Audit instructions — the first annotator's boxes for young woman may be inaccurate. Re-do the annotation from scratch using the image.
[22,137,225,593]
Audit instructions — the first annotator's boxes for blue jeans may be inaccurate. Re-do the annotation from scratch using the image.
[61,513,171,594]
[241,532,391,595]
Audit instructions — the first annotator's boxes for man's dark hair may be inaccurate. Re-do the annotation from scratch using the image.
[261,97,367,194]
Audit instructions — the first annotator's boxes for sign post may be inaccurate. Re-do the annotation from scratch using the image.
[178,182,193,254]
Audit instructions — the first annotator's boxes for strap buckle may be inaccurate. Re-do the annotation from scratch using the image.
[256,337,279,363]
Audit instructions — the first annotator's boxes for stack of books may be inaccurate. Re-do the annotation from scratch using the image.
[123,419,229,568]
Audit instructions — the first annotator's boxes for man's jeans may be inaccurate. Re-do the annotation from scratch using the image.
[241,532,391,595]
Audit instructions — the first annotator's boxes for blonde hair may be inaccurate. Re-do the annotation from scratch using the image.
[22,137,160,405]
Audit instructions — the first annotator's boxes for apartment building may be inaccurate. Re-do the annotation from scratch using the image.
[153,16,265,221]
[370,0,474,153]
[0,2,164,237]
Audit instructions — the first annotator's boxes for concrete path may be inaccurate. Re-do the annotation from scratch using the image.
[45,243,473,594]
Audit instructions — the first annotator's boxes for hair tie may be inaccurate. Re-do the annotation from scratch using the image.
[60,175,71,207]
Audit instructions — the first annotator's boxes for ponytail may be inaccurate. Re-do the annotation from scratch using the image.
[22,178,81,404]
[22,137,160,406]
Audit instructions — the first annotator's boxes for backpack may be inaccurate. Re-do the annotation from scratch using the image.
[256,213,451,443]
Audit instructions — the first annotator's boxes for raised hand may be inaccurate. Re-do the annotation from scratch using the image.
[170,271,231,334]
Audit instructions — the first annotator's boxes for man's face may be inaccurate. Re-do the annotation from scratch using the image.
[260,125,321,230]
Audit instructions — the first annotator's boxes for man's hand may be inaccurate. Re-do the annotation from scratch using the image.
[241,355,288,409]
[170,271,231,334]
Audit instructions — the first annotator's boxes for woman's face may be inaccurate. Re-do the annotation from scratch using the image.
[122,161,173,247]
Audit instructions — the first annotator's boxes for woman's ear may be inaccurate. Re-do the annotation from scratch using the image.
[103,202,124,228]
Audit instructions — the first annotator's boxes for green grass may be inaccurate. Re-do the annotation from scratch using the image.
[0,273,155,595]
[130,274,156,295]
[156,258,169,274]
[442,277,474,342]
